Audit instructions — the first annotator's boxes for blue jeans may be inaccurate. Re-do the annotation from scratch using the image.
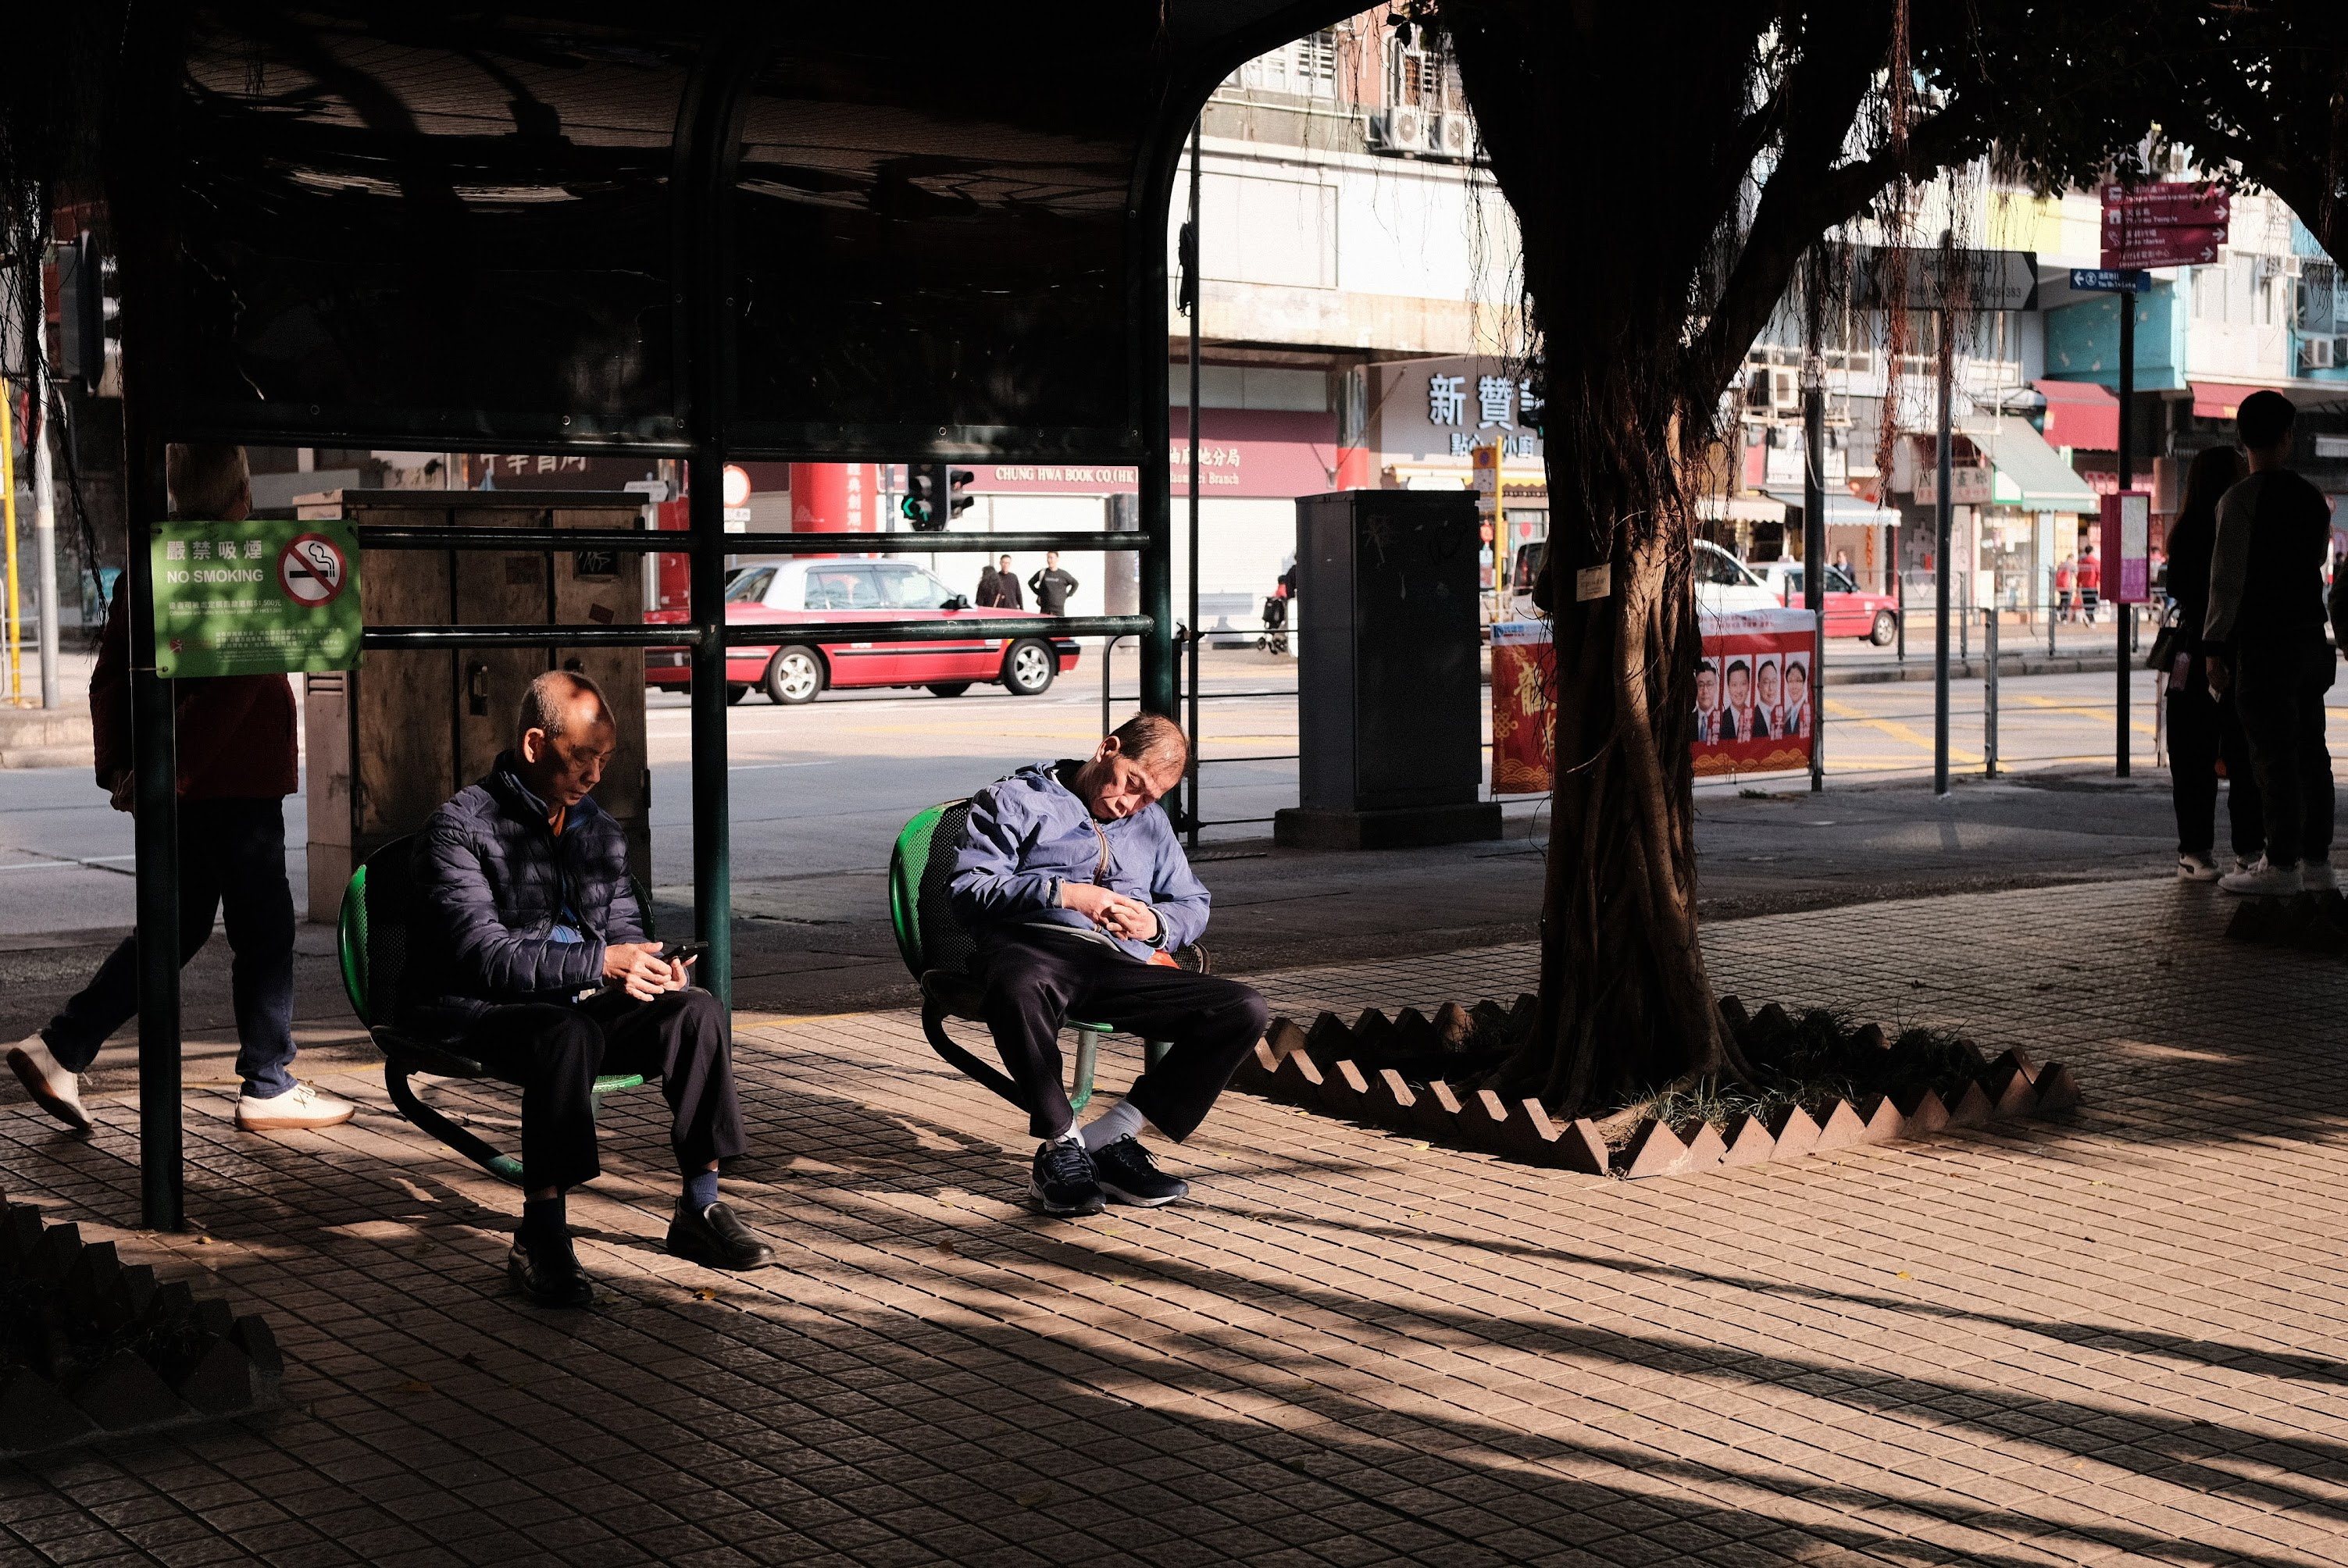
[42,796,298,1097]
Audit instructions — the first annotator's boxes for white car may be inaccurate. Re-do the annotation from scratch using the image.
[1506,537,1779,620]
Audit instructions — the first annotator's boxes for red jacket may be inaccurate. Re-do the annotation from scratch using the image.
[90,585,298,800]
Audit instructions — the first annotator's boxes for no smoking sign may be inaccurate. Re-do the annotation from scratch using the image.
[278,533,350,607]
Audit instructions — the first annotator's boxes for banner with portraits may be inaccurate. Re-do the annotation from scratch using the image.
[1490,608,1816,793]
[1693,608,1817,777]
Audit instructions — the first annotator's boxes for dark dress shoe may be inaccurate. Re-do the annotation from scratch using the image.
[508,1227,594,1309]
[668,1199,776,1270]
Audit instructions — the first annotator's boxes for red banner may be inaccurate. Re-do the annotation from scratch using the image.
[1490,622,1555,794]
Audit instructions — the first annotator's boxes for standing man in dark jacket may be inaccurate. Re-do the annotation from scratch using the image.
[1028,552,1078,616]
[402,669,772,1306]
[2161,444,2262,879]
[9,444,352,1137]
[2205,391,2336,896]
[991,554,1024,610]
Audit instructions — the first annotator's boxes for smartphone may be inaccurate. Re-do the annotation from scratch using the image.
[659,941,708,967]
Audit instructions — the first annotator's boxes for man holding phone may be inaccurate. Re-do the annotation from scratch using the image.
[401,670,770,1306]
[951,714,1270,1216]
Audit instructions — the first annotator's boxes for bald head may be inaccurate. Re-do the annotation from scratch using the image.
[514,670,617,810]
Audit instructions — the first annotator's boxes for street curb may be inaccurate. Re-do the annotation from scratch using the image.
[1825,654,2128,686]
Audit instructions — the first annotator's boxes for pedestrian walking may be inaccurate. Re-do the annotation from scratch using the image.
[2079,546,2102,625]
[976,560,1001,608]
[2055,555,2076,624]
[1029,551,1078,616]
[2204,390,2336,896]
[2161,444,2263,881]
[9,444,355,1135]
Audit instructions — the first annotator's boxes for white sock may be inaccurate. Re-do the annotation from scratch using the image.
[1080,1099,1147,1153]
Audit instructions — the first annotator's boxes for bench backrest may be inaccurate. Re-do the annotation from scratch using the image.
[888,800,978,979]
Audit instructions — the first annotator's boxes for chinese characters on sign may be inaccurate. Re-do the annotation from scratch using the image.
[151,518,363,678]
[1431,372,1541,456]
[499,454,593,478]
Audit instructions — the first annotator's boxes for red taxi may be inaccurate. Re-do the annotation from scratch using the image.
[647,559,1080,704]
[1746,560,1901,646]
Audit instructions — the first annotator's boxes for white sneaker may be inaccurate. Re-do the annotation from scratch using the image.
[235,1082,356,1132]
[2220,859,2303,898]
[2178,853,2221,882]
[2305,860,2339,893]
[8,1035,92,1133]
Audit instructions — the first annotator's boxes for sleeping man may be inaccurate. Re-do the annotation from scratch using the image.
[950,713,1271,1216]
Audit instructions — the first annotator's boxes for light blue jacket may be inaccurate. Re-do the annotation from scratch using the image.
[950,761,1211,961]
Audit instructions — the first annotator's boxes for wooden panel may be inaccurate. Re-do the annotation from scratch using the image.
[351,510,455,846]
[455,507,556,783]
[553,504,650,882]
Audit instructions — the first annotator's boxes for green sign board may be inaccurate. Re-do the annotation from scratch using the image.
[149,519,362,679]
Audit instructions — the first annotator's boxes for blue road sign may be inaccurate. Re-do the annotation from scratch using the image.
[2071,268,2152,293]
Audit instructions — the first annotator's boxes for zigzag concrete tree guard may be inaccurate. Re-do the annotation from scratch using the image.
[1,1199,282,1456]
[1232,996,2082,1180]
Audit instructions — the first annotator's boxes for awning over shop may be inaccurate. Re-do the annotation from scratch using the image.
[2190,381,2290,419]
[2034,379,2119,450]
[1697,494,1788,522]
[1760,489,1892,525]
[1954,415,2099,511]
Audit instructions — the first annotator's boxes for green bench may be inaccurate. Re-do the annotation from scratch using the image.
[336,833,658,1185]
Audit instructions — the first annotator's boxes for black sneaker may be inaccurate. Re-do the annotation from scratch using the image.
[667,1199,776,1270]
[1092,1135,1190,1207]
[1029,1137,1105,1217]
[507,1226,594,1309]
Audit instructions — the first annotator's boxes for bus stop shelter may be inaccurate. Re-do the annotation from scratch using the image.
[94,0,1347,1228]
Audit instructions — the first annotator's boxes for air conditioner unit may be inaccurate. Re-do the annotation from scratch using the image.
[1430,113,1474,160]
[2298,336,2336,371]
[1368,106,1427,154]
[1769,369,1803,415]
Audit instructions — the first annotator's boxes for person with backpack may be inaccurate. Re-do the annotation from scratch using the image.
[2204,391,2336,896]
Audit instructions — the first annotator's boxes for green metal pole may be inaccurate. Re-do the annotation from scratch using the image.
[687,450,731,1009]
[123,422,183,1231]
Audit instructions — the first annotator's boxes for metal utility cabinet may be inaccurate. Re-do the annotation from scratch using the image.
[1276,490,1501,850]
[298,490,652,922]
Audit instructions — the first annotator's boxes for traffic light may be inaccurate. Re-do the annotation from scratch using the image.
[56,234,120,396]
[901,469,935,529]
[901,465,977,531]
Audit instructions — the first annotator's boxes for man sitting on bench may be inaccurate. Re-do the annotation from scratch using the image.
[951,713,1270,1215]
[401,670,773,1306]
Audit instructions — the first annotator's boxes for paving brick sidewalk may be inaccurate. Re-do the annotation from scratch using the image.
[6,878,2348,1567]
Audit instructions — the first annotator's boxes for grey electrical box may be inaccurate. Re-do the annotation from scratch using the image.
[1275,489,1501,850]
[299,490,651,921]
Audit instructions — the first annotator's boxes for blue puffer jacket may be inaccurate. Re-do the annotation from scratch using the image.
[950,760,1211,962]
[398,753,646,1034]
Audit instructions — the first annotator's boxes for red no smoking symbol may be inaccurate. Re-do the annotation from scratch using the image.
[277,533,349,608]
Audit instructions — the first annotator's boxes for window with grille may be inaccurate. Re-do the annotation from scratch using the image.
[1386,32,1459,111]
[1237,30,1339,98]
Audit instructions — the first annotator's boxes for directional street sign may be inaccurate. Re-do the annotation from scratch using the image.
[2070,268,2153,293]
[1847,246,2038,312]
[2101,180,2228,270]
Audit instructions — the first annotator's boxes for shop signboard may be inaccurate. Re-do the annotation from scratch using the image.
[149,517,362,678]
[966,409,1336,497]
[1491,607,1816,792]
[2099,490,2153,604]
[1914,464,1992,506]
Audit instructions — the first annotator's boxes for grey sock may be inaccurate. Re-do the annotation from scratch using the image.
[1080,1099,1147,1153]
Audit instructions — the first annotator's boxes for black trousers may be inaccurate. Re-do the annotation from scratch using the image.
[2167,665,2263,861]
[2234,636,2337,868]
[461,988,747,1193]
[980,931,1271,1142]
[44,797,297,1095]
